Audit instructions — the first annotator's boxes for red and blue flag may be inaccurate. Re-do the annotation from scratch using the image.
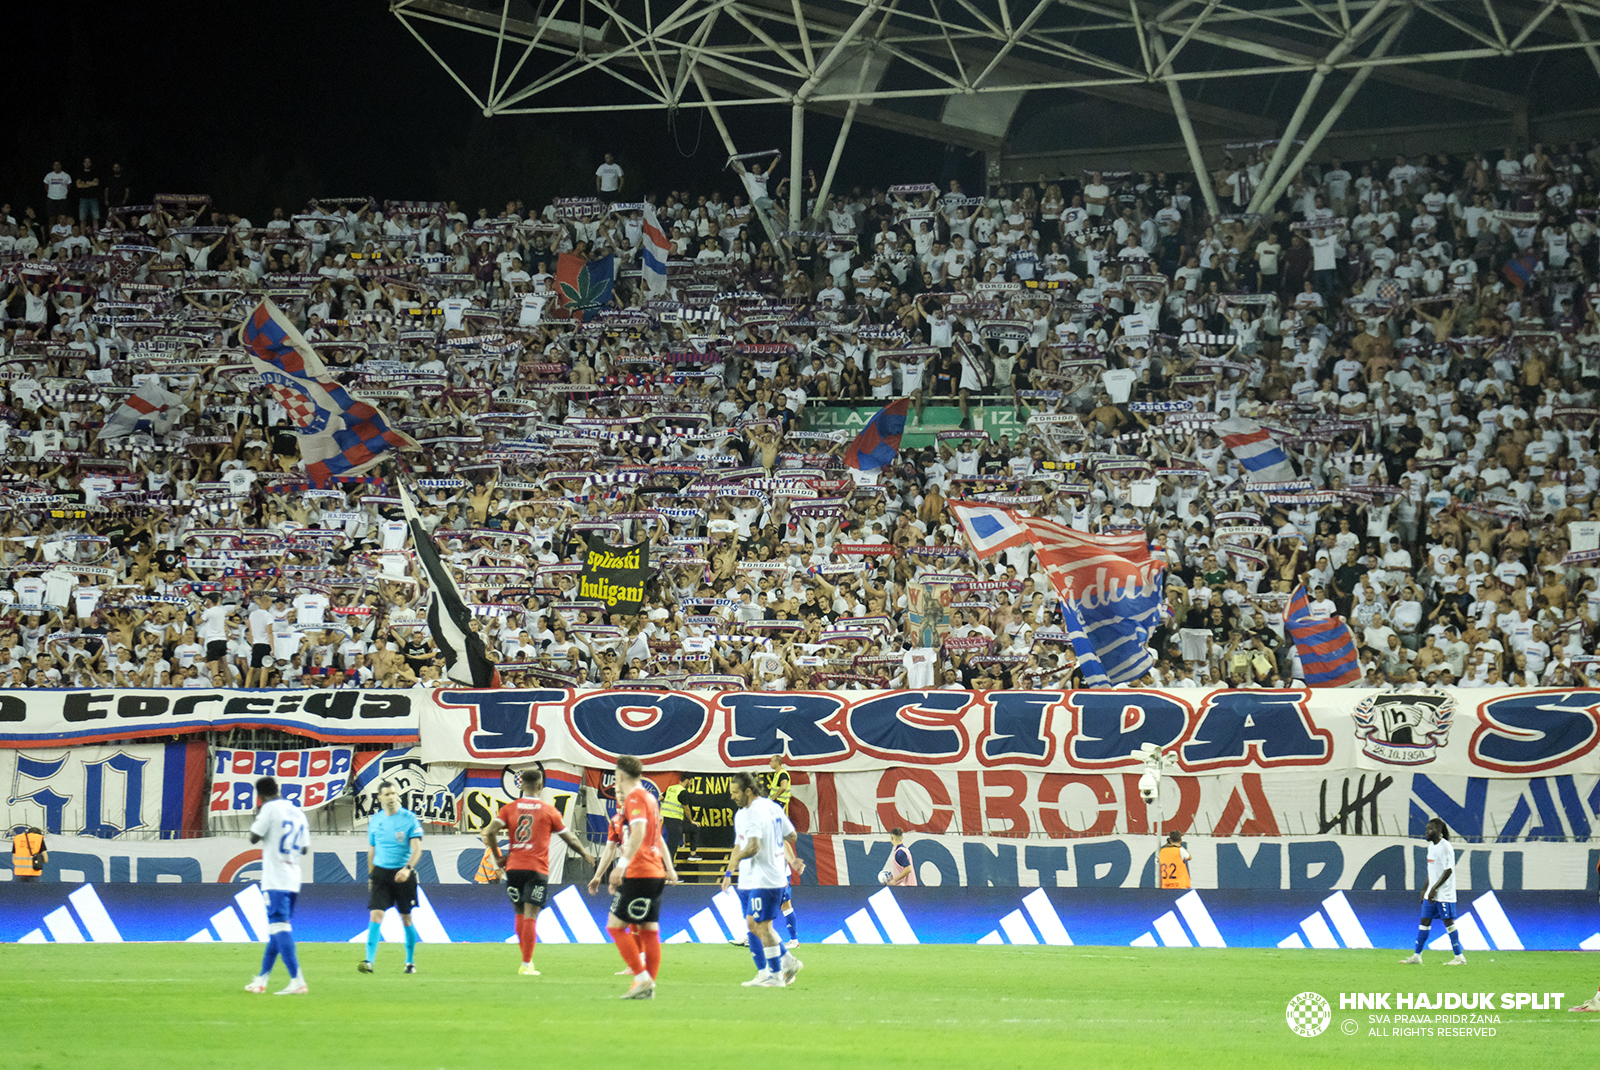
[844,397,909,471]
[1502,253,1539,291]
[240,299,418,486]
[555,253,616,321]
[1285,583,1361,687]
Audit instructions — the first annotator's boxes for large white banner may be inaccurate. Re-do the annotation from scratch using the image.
[11,686,1597,783]
[0,688,418,747]
[825,766,1600,843]
[417,685,1600,778]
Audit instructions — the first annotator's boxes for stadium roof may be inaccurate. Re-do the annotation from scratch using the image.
[390,0,1600,216]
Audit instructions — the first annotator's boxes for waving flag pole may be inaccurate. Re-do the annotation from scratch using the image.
[399,478,500,689]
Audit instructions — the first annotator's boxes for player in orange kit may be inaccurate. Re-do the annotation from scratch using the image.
[605,754,678,999]
[483,766,596,975]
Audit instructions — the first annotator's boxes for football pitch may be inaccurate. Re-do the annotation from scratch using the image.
[3,943,1592,1069]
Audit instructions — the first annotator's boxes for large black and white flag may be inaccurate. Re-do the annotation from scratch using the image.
[399,482,500,688]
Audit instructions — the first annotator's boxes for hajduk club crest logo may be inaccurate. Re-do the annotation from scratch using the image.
[1352,688,1456,766]
[260,370,331,435]
[1285,992,1332,1037]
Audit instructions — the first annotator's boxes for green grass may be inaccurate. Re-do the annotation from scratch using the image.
[2,943,1594,1069]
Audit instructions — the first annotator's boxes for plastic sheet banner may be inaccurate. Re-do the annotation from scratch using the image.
[0,688,418,747]
[417,686,1600,778]
[0,743,207,837]
[2,881,1597,949]
[208,746,376,816]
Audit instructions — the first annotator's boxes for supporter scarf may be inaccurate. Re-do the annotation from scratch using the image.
[1128,401,1194,412]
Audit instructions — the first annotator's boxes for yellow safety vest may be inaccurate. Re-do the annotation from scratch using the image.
[12,831,45,877]
[767,770,791,810]
[661,784,686,821]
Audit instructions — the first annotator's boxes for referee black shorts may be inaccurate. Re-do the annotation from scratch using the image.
[368,865,419,914]
[505,869,549,910]
[611,876,666,925]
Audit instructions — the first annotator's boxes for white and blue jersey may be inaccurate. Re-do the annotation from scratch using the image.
[368,808,424,869]
[251,797,309,922]
[734,797,793,889]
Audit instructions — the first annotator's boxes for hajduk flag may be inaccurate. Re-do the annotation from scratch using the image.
[640,203,669,296]
[843,397,909,471]
[240,298,418,485]
[1014,516,1165,684]
[949,500,1033,560]
[1059,593,1108,686]
[98,380,187,439]
[1284,583,1361,687]
[400,481,500,688]
[1216,415,1296,481]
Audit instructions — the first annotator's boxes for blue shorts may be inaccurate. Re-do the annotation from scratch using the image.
[266,890,299,924]
[1420,899,1456,923]
[739,887,782,924]
[780,885,792,907]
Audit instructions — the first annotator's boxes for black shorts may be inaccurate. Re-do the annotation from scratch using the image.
[367,866,419,913]
[205,639,228,661]
[250,642,272,668]
[505,869,549,910]
[610,876,666,925]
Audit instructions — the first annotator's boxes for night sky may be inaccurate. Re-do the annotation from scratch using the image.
[3,1,973,220]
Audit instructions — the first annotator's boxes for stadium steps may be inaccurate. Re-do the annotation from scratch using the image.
[673,846,731,885]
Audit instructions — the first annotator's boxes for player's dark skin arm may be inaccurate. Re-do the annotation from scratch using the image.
[1424,867,1452,902]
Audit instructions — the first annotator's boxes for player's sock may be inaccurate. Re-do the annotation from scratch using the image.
[609,926,642,975]
[365,920,382,964]
[639,929,661,980]
[747,932,767,972]
[276,931,300,980]
[1414,924,1430,955]
[763,942,783,973]
[259,937,280,978]
[784,904,798,942]
[518,916,537,964]
[628,924,646,969]
[1446,925,1463,956]
[404,923,419,965]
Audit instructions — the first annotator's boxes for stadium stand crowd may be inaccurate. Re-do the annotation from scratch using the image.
[1,141,1599,694]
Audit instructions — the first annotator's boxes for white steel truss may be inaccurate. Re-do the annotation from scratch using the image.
[391,0,1600,213]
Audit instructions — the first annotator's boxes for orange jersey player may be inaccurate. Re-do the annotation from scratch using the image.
[599,755,677,999]
[483,767,595,976]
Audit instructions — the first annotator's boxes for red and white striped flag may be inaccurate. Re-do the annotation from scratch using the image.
[98,381,187,440]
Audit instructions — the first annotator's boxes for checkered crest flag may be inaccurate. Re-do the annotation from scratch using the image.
[240,298,418,485]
